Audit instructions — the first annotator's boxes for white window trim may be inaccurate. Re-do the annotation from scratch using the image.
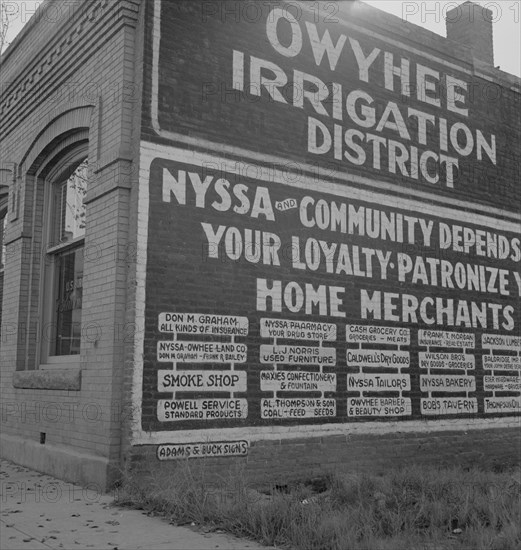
[38,151,88,369]
[0,214,6,274]
[46,235,85,256]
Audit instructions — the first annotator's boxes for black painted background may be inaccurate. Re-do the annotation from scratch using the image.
[141,157,520,432]
[142,1,520,210]
[140,1,520,432]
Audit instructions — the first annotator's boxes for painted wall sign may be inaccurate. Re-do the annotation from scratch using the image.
[260,318,337,340]
[484,397,521,414]
[157,440,249,460]
[418,330,475,348]
[347,397,411,417]
[481,334,521,352]
[139,149,520,434]
[346,335,412,417]
[346,324,410,345]
[260,344,335,366]
[419,352,475,370]
[484,376,521,392]
[421,398,478,415]
[159,313,249,336]
[145,0,520,210]
[420,375,476,392]
[260,370,336,392]
[261,398,336,419]
[483,355,521,371]
[157,398,248,422]
[346,350,410,369]
[157,340,247,363]
[480,331,521,413]
[137,0,520,448]
[347,373,411,392]
[157,370,247,392]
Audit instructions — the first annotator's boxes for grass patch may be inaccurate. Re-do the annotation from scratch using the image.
[116,461,521,550]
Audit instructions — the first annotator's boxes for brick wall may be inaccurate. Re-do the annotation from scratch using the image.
[0,271,3,333]
[128,426,521,487]
[446,2,494,65]
[127,0,521,477]
[0,0,141,489]
[1,0,519,489]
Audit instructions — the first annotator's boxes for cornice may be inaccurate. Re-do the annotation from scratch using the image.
[0,0,141,140]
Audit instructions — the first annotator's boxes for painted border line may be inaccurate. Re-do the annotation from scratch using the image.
[131,141,520,446]
[150,0,520,223]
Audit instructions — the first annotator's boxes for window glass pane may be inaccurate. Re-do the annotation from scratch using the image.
[55,160,87,244]
[0,216,6,270]
[54,247,83,356]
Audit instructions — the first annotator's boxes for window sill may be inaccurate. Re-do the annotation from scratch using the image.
[13,368,82,391]
[40,356,81,368]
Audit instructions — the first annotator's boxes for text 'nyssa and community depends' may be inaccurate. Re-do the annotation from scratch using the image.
[160,163,520,331]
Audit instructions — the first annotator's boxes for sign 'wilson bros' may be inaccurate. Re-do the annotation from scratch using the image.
[148,1,519,208]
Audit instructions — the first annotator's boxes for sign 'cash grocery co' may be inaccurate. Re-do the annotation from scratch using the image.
[146,0,520,208]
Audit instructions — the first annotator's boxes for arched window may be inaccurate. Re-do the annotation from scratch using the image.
[41,156,88,364]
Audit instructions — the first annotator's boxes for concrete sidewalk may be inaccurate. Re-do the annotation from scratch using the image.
[0,460,273,550]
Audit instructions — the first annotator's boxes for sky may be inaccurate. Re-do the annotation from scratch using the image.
[1,1,520,76]
[362,1,521,76]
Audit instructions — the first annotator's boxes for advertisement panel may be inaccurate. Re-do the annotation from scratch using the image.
[136,1,520,449]
[138,150,520,434]
[143,0,520,210]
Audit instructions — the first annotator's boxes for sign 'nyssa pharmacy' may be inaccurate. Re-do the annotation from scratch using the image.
[146,0,519,208]
[138,1,520,453]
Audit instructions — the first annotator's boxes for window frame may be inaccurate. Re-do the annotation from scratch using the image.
[38,148,89,369]
[0,213,6,273]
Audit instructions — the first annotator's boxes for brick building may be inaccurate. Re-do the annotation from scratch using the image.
[1,0,520,490]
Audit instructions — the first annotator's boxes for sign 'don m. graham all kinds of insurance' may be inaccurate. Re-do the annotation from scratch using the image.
[139,1,521,443]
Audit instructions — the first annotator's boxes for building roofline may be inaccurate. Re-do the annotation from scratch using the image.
[2,0,520,89]
[354,0,520,87]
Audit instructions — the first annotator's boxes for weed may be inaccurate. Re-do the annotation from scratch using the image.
[116,462,521,550]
